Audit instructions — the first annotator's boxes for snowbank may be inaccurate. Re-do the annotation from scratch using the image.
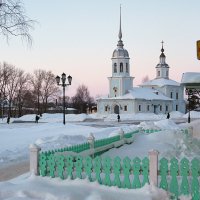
[17,113,91,123]
[169,111,184,119]
[0,174,170,200]
[154,119,180,130]
[183,111,200,119]
[138,121,160,130]
[104,113,166,122]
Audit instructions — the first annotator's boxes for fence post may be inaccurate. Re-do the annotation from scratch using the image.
[148,149,159,186]
[119,128,124,140]
[87,133,95,157]
[29,144,41,175]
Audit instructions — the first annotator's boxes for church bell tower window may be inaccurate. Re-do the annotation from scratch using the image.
[120,63,123,72]
[126,63,129,73]
[114,63,117,73]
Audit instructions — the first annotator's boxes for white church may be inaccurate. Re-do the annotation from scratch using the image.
[97,10,185,115]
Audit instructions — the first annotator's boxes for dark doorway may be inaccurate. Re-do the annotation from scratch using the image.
[114,105,120,114]
[154,105,158,114]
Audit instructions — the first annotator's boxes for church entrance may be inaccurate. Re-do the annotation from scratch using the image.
[154,105,158,114]
[114,105,120,114]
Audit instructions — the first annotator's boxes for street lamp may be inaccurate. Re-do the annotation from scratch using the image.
[56,73,72,125]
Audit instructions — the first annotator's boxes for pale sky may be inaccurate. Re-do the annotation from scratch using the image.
[1,0,200,97]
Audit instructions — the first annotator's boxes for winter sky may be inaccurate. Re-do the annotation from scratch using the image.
[1,0,200,97]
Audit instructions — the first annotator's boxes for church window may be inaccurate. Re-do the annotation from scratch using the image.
[158,71,160,77]
[138,105,141,111]
[126,63,129,73]
[147,105,150,111]
[160,105,162,111]
[114,63,117,73]
[166,105,168,112]
[166,70,168,76]
[124,105,127,111]
[170,92,173,98]
[176,92,178,99]
[120,63,123,72]
[105,106,108,111]
[176,105,178,111]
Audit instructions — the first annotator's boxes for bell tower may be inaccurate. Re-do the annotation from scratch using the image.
[108,6,134,97]
[156,41,170,79]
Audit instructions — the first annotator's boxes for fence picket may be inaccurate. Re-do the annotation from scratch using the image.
[169,158,179,197]
[180,158,190,195]
[141,157,149,186]
[113,156,121,188]
[57,155,65,179]
[94,156,102,184]
[102,157,112,186]
[159,158,168,190]
[132,157,141,188]
[122,157,131,189]
[191,158,200,200]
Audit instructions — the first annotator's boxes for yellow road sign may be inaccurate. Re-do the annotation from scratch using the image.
[197,40,200,60]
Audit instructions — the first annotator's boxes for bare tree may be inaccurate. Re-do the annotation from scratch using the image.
[30,69,45,114]
[141,75,149,83]
[41,70,59,113]
[0,0,35,44]
[72,84,94,113]
[15,71,30,116]
[5,64,22,117]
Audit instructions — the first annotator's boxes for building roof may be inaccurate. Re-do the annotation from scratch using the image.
[112,47,129,58]
[98,87,172,101]
[140,78,180,87]
[181,72,200,84]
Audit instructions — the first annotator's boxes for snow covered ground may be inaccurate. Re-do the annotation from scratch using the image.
[0,111,200,199]
[0,173,169,200]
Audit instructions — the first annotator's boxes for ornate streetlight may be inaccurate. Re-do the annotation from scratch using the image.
[56,73,72,125]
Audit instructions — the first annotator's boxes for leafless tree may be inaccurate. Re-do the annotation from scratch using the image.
[5,64,22,117]
[15,71,30,116]
[72,84,94,113]
[30,69,45,114]
[141,75,149,83]
[0,0,35,44]
[41,70,59,113]
[0,62,14,109]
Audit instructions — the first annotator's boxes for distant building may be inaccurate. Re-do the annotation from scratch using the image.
[97,9,185,115]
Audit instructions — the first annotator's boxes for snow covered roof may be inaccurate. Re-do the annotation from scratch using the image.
[140,78,180,87]
[99,87,172,101]
[181,72,200,85]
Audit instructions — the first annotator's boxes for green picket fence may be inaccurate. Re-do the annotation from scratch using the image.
[124,130,140,138]
[39,154,149,189]
[94,135,121,148]
[159,157,200,200]
[40,129,163,156]
[40,130,141,156]
[41,142,90,156]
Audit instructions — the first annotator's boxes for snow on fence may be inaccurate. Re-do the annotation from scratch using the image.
[38,154,150,188]
[29,127,194,199]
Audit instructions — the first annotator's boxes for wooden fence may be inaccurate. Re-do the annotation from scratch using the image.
[29,127,194,199]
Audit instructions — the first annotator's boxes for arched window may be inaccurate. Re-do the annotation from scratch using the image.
[120,63,123,72]
[158,71,160,77]
[166,70,168,76]
[114,63,117,73]
[126,63,129,73]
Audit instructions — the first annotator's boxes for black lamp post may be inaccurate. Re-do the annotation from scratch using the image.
[56,73,72,125]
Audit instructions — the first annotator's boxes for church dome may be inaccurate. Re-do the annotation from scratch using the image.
[112,47,129,58]
[156,63,169,68]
